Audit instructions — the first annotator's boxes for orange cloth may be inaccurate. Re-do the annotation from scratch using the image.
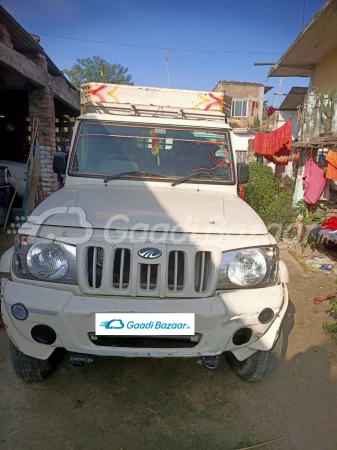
[325,151,337,180]
[253,120,292,156]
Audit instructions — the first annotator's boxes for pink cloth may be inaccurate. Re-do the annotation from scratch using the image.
[303,157,326,205]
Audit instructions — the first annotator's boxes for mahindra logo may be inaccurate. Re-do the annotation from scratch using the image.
[138,248,162,259]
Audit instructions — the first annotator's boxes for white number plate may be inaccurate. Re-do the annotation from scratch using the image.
[95,313,195,336]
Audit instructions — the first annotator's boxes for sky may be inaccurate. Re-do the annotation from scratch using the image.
[2,0,326,106]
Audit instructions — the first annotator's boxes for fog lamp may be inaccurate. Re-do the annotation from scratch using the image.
[11,303,28,321]
[258,308,274,324]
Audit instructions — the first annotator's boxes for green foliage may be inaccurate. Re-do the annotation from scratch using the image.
[245,163,297,239]
[295,199,327,225]
[323,322,337,339]
[252,117,261,128]
[64,56,133,88]
[323,298,337,338]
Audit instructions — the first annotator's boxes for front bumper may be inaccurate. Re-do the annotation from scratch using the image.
[1,280,288,361]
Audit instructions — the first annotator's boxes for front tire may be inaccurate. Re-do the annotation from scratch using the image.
[9,340,56,381]
[227,328,284,382]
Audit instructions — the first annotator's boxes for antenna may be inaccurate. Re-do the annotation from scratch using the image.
[166,51,170,88]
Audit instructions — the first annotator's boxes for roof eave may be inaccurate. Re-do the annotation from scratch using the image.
[267,0,335,78]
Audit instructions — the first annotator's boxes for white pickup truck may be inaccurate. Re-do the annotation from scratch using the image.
[1,83,289,382]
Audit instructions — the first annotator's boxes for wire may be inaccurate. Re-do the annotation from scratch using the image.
[37,33,282,55]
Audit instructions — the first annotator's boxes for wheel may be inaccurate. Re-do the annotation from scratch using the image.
[9,340,57,381]
[227,328,284,382]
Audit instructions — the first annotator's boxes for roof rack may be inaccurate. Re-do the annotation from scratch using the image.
[82,102,228,122]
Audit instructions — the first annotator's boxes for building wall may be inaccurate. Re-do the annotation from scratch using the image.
[231,130,256,164]
[312,46,337,92]
[213,81,264,127]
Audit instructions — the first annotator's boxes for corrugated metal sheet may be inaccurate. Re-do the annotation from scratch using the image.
[279,87,307,111]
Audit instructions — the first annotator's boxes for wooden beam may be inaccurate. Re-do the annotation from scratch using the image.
[0,41,45,87]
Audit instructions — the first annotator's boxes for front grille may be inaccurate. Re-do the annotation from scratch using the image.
[140,264,158,291]
[168,250,184,292]
[87,246,104,288]
[79,243,217,297]
[113,249,131,289]
[195,251,211,293]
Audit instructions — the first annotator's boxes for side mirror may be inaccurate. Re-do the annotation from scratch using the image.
[53,152,68,174]
[237,163,249,184]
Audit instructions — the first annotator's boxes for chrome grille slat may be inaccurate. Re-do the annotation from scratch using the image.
[113,248,131,290]
[168,250,184,292]
[139,263,158,292]
[119,249,125,290]
[147,265,151,291]
[86,246,104,289]
[92,247,97,289]
[199,251,205,293]
[195,251,211,293]
[174,251,178,291]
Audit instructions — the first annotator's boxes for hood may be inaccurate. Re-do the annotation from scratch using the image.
[25,185,267,235]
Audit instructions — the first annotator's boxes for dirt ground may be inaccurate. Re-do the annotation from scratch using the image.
[1,247,337,450]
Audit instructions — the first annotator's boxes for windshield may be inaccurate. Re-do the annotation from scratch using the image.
[69,121,234,184]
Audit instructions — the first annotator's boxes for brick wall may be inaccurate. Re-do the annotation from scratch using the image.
[28,86,57,196]
[213,81,264,127]
[28,54,57,197]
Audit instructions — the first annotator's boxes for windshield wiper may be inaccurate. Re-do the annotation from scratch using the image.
[104,171,167,183]
[171,171,224,187]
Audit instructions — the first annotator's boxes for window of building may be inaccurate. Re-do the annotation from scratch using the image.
[235,150,247,164]
[231,100,248,117]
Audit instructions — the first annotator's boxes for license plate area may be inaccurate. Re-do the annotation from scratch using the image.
[95,313,195,336]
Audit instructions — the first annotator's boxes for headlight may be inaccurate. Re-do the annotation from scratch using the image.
[217,246,279,289]
[13,236,77,284]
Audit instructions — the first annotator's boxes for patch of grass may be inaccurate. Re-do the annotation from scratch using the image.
[323,322,337,339]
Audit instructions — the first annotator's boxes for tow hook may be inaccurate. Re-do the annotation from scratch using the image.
[70,353,94,367]
[201,356,219,370]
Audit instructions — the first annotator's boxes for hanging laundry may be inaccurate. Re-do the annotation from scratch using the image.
[267,107,277,117]
[265,148,300,165]
[325,150,337,180]
[303,157,326,205]
[292,167,305,206]
[253,120,292,156]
